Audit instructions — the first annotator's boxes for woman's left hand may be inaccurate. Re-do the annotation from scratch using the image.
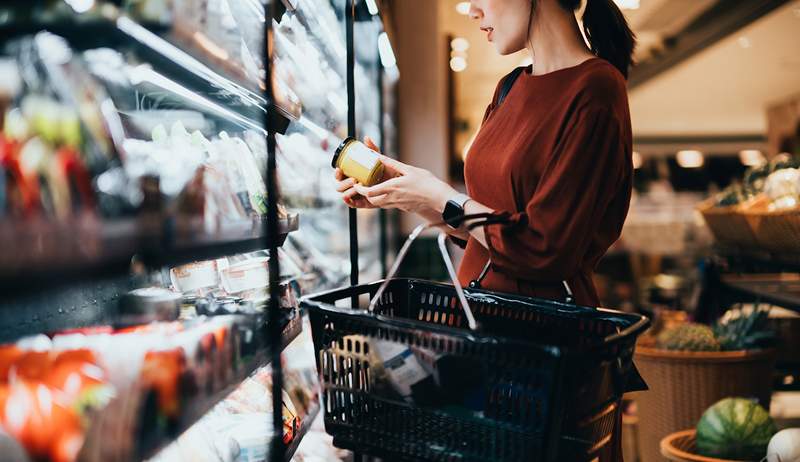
[353,157,457,214]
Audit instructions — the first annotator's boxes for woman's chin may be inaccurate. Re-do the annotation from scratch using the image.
[493,42,526,56]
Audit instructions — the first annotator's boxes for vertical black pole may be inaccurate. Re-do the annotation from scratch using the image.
[264,2,285,461]
[377,45,388,278]
[347,0,359,304]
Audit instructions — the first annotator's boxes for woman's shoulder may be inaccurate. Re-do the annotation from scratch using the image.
[572,58,628,109]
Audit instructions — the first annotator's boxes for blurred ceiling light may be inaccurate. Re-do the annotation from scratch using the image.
[378,32,397,68]
[632,151,642,170]
[365,0,379,15]
[450,56,467,72]
[676,150,704,168]
[613,0,639,10]
[451,37,470,52]
[456,1,471,15]
[65,0,94,13]
[738,36,752,48]
[739,149,766,167]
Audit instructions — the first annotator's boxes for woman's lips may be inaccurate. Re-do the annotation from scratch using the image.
[481,26,494,41]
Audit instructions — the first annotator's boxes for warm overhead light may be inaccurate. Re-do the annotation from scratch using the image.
[378,32,397,68]
[613,0,639,10]
[450,56,467,72]
[456,1,471,15]
[739,149,766,167]
[365,0,379,16]
[676,150,704,168]
[738,36,752,49]
[451,37,470,52]
[632,151,642,170]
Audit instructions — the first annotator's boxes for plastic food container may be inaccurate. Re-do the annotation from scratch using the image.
[220,257,269,295]
[170,259,221,294]
[118,287,182,326]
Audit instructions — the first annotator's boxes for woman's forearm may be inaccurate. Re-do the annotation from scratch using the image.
[416,207,470,240]
[423,197,495,248]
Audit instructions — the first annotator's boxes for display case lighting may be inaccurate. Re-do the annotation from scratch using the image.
[378,32,397,69]
[65,0,94,13]
[365,0,379,16]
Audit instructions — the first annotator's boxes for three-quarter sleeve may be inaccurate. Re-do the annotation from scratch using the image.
[484,107,630,281]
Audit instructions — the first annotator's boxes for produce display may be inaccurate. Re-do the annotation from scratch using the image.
[695,397,776,460]
[656,306,775,352]
[714,154,800,209]
[766,428,800,462]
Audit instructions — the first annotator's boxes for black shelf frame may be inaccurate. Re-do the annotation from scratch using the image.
[0,214,299,295]
[698,249,800,392]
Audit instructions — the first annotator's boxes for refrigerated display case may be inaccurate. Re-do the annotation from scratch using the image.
[0,0,399,461]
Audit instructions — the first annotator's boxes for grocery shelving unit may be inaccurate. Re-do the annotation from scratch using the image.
[0,0,399,461]
[698,246,800,391]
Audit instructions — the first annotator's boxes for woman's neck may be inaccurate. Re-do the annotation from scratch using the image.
[526,2,595,75]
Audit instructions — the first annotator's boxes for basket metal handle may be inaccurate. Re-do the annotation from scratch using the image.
[367,222,479,331]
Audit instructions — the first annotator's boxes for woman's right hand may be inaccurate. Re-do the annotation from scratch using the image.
[335,136,400,209]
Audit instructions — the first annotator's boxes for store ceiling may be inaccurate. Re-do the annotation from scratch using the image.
[630,0,800,138]
[440,0,800,152]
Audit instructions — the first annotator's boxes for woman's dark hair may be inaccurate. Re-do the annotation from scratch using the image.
[557,0,637,79]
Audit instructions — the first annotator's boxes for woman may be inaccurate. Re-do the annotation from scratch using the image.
[338,1,634,458]
[337,0,634,308]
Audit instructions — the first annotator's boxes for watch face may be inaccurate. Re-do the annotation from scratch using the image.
[443,200,463,227]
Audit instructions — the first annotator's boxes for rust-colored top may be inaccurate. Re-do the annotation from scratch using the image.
[459,58,632,307]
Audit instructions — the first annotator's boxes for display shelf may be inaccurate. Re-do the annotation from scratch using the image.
[714,245,800,273]
[720,274,800,314]
[284,399,321,462]
[141,311,304,461]
[0,213,299,293]
[0,15,294,134]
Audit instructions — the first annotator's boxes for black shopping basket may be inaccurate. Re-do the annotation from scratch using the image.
[301,219,650,462]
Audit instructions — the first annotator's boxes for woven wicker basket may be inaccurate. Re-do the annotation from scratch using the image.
[631,347,776,462]
[660,430,754,462]
[697,198,759,248]
[742,199,800,252]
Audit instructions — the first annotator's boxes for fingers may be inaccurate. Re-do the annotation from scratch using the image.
[377,154,409,174]
[334,168,346,181]
[363,136,379,152]
[365,194,390,207]
[354,177,400,198]
[336,177,356,193]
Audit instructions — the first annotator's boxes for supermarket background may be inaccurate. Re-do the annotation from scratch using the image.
[0,1,799,462]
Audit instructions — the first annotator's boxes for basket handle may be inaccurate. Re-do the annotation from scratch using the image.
[367,220,480,331]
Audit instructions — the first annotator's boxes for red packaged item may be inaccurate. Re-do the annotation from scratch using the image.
[140,348,187,419]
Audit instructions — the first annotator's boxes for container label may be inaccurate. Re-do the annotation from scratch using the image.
[348,143,380,170]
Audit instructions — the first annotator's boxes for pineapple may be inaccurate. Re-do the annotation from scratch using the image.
[713,305,775,351]
[657,323,721,352]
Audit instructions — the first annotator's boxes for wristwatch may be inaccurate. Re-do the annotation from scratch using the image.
[442,193,471,229]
